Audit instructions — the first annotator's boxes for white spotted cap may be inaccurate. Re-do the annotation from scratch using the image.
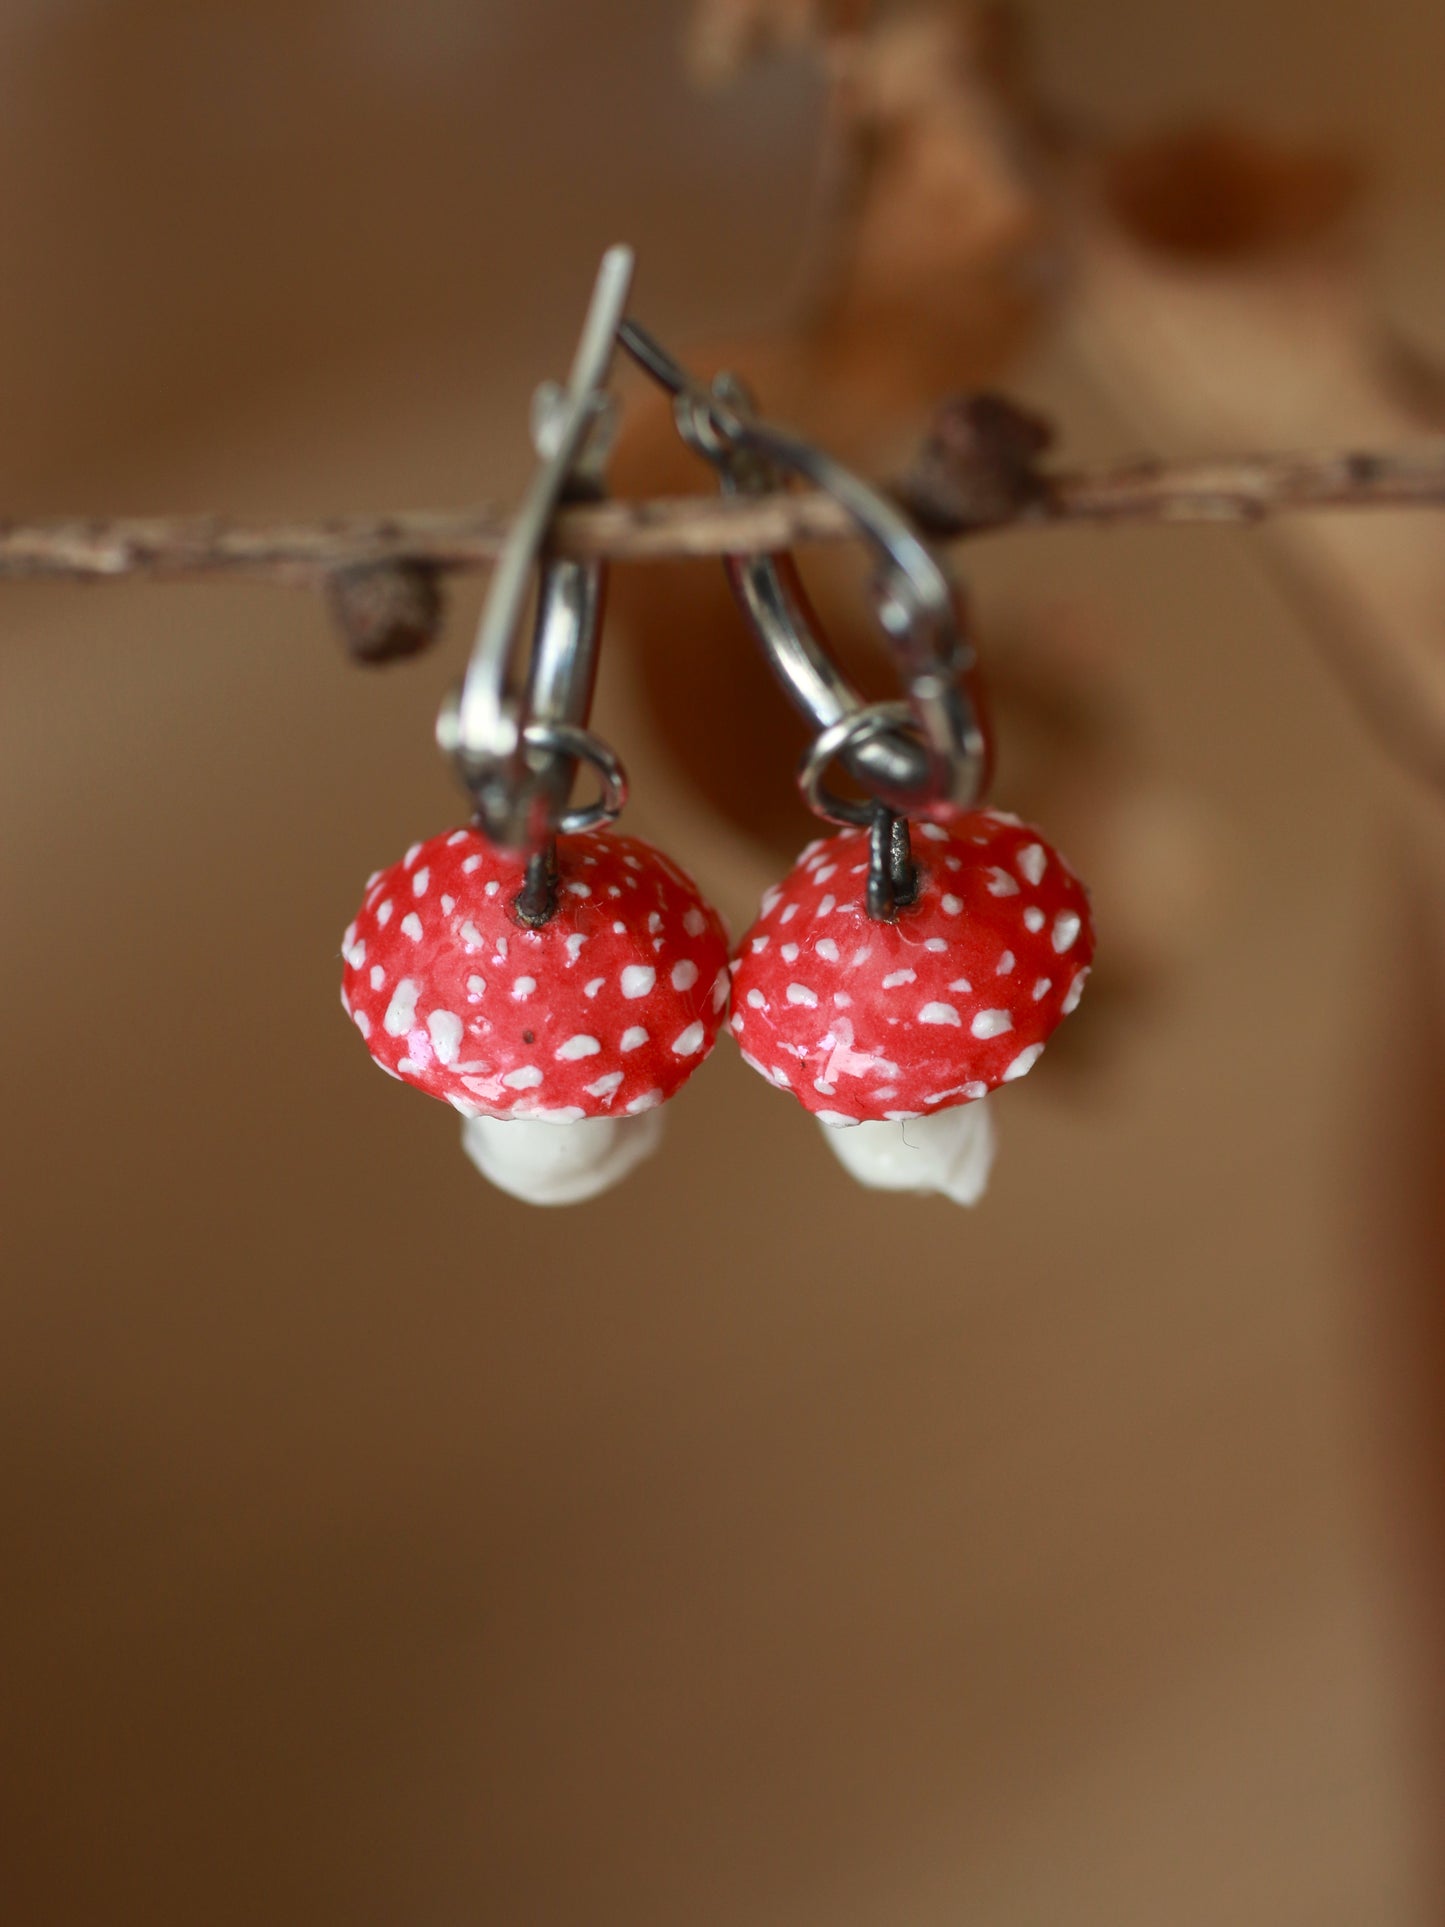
[341,825,730,1123]
[728,810,1093,1122]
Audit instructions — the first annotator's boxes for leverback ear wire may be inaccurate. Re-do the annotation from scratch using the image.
[615,319,987,922]
[437,246,635,925]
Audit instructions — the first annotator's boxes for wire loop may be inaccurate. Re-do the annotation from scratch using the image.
[440,246,635,854]
[616,320,987,833]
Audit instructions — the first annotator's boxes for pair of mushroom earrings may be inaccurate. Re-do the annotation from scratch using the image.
[340,248,1095,1206]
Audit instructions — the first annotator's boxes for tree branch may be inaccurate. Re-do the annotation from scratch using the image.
[1,443,1442,586]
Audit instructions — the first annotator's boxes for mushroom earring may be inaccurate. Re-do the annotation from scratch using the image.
[615,323,1094,1203]
[340,250,730,1205]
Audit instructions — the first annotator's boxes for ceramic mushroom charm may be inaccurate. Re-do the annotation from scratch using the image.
[728,809,1093,1202]
[341,826,730,1204]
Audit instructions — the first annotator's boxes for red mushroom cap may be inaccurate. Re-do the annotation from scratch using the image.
[728,809,1093,1123]
[341,826,730,1122]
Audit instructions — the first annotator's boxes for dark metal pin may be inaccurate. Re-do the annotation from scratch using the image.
[866,803,920,923]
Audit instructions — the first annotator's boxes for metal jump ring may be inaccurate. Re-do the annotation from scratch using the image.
[798,701,924,827]
[523,721,628,834]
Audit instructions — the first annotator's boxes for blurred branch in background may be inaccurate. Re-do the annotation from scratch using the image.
[2,429,1442,579]
[7,408,1443,792]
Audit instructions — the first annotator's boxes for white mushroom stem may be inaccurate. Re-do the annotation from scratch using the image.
[459,1109,665,1206]
[819,1099,997,1206]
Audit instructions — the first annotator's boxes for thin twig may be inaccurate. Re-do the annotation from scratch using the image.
[0,444,1442,584]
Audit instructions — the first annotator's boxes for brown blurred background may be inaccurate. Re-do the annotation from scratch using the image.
[3,2,1444,1921]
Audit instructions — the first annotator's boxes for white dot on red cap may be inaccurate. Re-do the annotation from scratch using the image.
[446,830,469,846]
[467,975,486,999]
[941,895,962,916]
[817,895,836,916]
[672,1022,705,1055]
[567,882,591,898]
[814,864,836,884]
[1032,977,1050,1000]
[781,943,800,963]
[404,843,422,868]
[383,979,419,1036]
[512,977,536,1000]
[401,912,423,940]
[1062,967,1089,1013]
[441,894,455,914]
[502,1066,543,1090]
[833,991,852,1008]
[925,937,948,952]
[484,880,500,896]
[647,912,662,934]
[918,823,947,841]
[625,1090,661,1113]
[621,965,655,998]
[671,958,699,992]
[586,1071,623,1100]
[1016,844,1047,886]
[584,976,604,998]
[462,856,483,874]
[786,983,818,1008]
[1002,1043,1043,1081]
[556,1034,601,1059]
[346,939,366,967]
[817,938,839,962]
[751,935,769,954]
[566,934,587,964]
[746,988,767,1010]
[376,900,393,926]
[461,921,483,950]
[986,868,1019,896]
[612,921,626,935]
[780,904,798,924]
[1023,906,1045,933]
[948,977,973,993]
[621,1026,648,1051]
[882,969,915,989]
[919,1002,961,1026]
[1052,911,1081,953]
[684,907,706,937]
[370,965,385,991]
[971,1008,1012,1038]
[353,1010,371,1038]
[427,1010,462,1065]
[996,950,1015,975]
[412,868,429,896]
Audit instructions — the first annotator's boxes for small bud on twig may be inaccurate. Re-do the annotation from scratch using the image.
[326,561,444,665]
